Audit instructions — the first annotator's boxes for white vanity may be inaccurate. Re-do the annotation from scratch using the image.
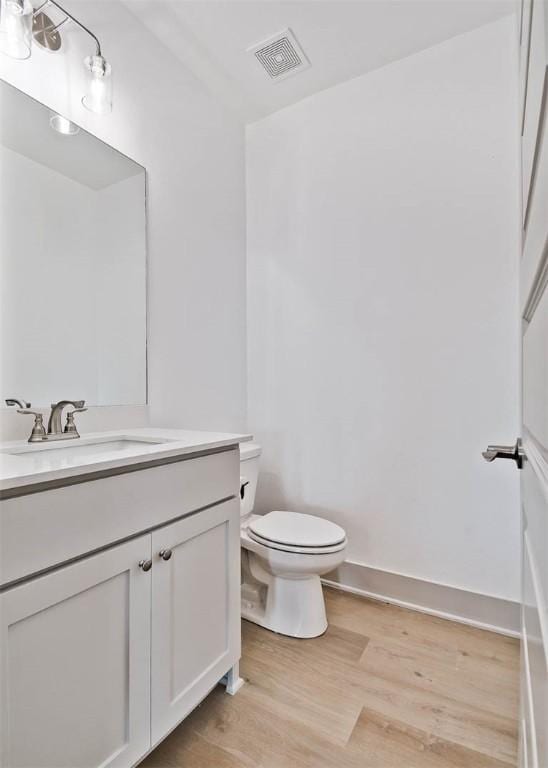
[0,428,250,768]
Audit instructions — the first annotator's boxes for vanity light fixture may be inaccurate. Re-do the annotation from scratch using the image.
[49,112,79,134]
[0,0,112,114]
[82,53,112,115]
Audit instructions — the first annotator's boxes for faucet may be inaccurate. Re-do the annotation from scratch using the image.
[48,400,86,436]
[16,399,87,443]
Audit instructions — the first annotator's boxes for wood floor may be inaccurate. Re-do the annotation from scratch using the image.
[142,587,520,768]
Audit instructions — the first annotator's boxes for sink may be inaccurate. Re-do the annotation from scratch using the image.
[5,437,168,462]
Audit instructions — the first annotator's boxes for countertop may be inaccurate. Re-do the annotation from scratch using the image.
[0,427,252,493]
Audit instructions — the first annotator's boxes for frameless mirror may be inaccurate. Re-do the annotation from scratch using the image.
[0,79,147,408]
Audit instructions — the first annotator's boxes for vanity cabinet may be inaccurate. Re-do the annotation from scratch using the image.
[0,446,242,768]
[151,500,240,745]
[0,536,152,768]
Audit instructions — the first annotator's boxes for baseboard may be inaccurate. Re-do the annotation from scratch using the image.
[322,560,520,638]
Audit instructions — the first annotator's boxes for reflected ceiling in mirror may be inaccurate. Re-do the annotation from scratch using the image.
[0,79,147,408]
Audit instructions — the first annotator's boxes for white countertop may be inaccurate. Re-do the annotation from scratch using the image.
[0,428,252,493]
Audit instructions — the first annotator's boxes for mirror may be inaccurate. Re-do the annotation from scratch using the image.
[0,79,147,408]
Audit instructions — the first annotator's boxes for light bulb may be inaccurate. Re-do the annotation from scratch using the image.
[7,0,24,15]
[0,0,32,59]
[82,54,112,115]
[49,114,80,135]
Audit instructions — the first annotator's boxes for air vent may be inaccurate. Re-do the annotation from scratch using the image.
[248,29,310,81]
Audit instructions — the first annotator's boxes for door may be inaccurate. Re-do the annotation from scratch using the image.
[0,535,152,768]
[150,498,240,746]
[518,0,548,765]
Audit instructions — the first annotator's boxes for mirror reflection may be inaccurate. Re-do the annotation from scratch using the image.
[0,79,147,407]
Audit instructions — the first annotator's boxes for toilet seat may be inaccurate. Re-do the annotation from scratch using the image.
[247,529,347,554]
[248,510,346,554]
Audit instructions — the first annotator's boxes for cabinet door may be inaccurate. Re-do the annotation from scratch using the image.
[150,499,240,744]
[0,536,152,768]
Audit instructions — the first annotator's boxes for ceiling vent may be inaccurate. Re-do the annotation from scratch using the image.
[248,29,310,82]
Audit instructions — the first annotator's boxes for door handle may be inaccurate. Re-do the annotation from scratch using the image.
[482,438,524,469]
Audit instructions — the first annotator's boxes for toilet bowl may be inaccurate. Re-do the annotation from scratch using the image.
[239,443,347,639]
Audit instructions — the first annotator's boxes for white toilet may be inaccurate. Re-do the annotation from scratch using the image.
[239,442,347,638]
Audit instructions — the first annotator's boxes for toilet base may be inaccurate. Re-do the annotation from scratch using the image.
[241,570,328,639]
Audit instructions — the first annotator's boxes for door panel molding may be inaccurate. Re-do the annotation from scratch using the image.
[523,428,548,498]
[521,103,548,317]
[521,623,540,768]
[523,532,548,766]
[524,530,548,673]
[522,0,548,221]
[523,233,548,323]
[520,0,534,133]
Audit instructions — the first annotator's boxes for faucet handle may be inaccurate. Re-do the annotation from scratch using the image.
[6,398,31,409]
[64,408,87,435]
[17,410,47,442]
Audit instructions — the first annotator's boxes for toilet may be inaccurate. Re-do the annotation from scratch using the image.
[239,442,347,638]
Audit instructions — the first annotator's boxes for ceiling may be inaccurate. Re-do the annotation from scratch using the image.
[125,0,516,123]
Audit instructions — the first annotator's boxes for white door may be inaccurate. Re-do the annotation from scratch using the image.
[517,0,548,765]
[150,498,240,746]
[0,535,152,768]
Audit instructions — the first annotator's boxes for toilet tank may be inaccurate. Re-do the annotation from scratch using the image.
[239,442,261,518]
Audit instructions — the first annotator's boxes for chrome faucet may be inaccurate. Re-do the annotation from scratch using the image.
[16,399,87,443]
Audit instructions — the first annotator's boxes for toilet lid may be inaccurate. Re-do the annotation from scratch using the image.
[248,511,346,549]
[247,529,347,555]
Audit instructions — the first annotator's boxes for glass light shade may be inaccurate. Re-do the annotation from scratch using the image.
[0,0,33,60]
[82,55,112,115]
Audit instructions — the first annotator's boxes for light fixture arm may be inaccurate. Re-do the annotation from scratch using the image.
[33,0,101,55]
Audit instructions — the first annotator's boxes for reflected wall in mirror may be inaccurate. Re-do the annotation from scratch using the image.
[0,79,147,408]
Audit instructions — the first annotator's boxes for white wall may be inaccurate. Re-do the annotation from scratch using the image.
[246,17,521,601]
[0,0,246,438]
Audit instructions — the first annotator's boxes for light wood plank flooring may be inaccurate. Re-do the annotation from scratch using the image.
[143,587,520,768]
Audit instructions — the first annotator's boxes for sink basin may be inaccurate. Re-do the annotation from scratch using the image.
[5,437,167,462]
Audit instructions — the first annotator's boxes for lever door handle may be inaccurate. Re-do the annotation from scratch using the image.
[482,438,524,469]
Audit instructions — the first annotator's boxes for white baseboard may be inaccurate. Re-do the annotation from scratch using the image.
[322,560,520,638]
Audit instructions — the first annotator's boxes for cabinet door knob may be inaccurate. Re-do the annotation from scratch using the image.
[159,549,172,561]
[139,559,152,572]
